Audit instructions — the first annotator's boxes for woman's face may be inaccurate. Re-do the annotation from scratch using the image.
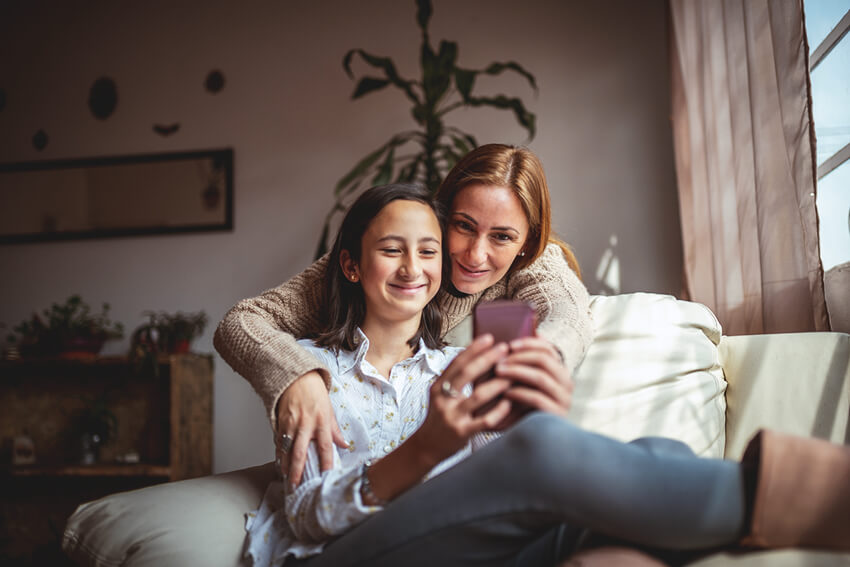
[346,200,443,325]
[447,184,530,294]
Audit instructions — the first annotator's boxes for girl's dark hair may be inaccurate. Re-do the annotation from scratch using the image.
[315,183,446,353]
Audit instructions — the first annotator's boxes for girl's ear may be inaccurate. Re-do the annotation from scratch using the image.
[339,249,360,282]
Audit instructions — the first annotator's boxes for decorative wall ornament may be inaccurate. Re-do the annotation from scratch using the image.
[153,123,180,136]
[205,70,225,94]
[88,76,118,120]
[32,129,48,151]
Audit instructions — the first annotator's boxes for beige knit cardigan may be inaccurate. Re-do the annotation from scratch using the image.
[214,243,594,430]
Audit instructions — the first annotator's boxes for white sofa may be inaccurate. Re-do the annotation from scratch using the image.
[62,293,850,566]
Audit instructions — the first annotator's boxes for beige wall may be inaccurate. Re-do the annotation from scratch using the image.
[0,0,681,472]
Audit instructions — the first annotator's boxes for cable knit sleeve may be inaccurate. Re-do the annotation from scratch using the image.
[503,243,594,374]
[213,255,332,430]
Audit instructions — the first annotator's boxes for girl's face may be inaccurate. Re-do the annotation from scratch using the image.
[345,200,443,325]
[447,184,530,294]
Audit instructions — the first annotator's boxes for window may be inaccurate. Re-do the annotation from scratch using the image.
[805,0,850,271]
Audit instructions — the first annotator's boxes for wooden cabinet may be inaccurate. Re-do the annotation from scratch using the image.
[0,354,213,565]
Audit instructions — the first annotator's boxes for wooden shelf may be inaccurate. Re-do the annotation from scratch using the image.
[4,463,171,478]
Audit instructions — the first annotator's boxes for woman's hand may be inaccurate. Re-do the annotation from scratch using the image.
[411,335,513,467]
[275,370,348,485]
[495,336,574,419]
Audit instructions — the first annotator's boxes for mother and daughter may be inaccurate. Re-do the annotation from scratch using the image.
[216,144,849,565]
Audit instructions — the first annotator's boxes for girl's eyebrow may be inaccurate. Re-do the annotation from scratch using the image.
[377,235,441,245]
[452,212,520,235]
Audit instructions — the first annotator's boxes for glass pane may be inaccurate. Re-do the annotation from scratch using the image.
[811,36,850,165]
[817,160,850,271]
[804,0,850,53]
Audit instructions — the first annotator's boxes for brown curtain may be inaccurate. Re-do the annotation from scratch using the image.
[670,0,829,335]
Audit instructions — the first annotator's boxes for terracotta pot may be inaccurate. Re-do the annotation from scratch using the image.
[59,336,106,360]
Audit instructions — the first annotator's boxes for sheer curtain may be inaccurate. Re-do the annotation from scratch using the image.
[670,0,829,334]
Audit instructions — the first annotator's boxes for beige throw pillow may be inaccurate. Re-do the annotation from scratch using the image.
[570,292,727,458]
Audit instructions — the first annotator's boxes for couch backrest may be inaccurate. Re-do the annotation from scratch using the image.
[719,332,850,459]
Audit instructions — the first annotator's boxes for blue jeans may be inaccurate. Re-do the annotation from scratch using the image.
[295,413,746,566]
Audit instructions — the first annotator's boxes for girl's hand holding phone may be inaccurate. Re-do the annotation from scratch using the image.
[411,335,513,467]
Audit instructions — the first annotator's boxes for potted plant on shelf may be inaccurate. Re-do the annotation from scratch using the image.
[129,310,208,374]
[5,295,124,359]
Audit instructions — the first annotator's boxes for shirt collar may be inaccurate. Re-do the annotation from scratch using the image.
[339,328,447,376]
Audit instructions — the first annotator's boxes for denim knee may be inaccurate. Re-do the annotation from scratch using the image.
[629,436,696,457]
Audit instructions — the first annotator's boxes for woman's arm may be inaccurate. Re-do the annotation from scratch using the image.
[214,255,346,480]
[502,243,594,374]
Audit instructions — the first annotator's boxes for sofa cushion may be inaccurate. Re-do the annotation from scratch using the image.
[569,292,727,458]
[62,462,276,567]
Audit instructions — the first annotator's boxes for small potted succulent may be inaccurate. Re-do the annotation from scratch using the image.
[6,295,124,359]
[71,394,117,465]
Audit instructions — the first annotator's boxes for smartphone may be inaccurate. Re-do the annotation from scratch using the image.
[473,300,537,343]
[471,300,537,422]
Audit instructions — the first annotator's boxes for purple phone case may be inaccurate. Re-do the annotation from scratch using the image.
[473,300,536,343]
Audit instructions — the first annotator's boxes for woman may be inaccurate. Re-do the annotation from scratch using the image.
[242,183,850,567]
[215,144,590,485]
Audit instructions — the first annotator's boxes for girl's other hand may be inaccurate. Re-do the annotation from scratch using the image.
[276,370,348,485]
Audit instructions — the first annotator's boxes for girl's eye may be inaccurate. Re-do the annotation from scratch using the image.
[420,249,438,257]
[381,248,402,255]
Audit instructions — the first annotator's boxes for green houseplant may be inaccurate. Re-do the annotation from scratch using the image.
[6,295,124,358]
[316,0,538,257]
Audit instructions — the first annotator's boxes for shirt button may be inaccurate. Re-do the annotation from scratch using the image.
[383,445,392,454]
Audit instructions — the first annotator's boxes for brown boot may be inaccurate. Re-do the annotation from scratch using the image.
[741,429,850,550]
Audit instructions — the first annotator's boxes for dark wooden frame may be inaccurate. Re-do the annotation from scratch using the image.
[0,148,234,244]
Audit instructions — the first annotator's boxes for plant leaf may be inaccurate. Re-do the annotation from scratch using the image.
[416,0,432,31]
[483,61,538,91]
[372,146,396,186]
[334,145,389,196]
[467,95,536,140]
[343,49,420,104]
[352,77,391,99]
[453,69,476,100]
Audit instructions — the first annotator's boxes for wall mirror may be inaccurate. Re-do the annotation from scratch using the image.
[0,148,233,244]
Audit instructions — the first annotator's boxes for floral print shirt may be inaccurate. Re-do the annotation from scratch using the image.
[244,330,466,566]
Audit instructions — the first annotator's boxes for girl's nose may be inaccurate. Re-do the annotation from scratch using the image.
[400,253,422,278]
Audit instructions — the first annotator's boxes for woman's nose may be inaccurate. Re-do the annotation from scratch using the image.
[464,237,488,266]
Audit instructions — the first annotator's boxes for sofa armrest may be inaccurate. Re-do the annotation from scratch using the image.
[719,332,850,460]
[63,462,276,567]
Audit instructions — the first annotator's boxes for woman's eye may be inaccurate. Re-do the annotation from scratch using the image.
[492,232,513,242]
[453,220,474,233]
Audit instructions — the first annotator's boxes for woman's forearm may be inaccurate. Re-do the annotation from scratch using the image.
[213,254,332,427]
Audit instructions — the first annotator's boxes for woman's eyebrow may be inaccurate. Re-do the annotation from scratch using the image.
[453,212,519,235]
